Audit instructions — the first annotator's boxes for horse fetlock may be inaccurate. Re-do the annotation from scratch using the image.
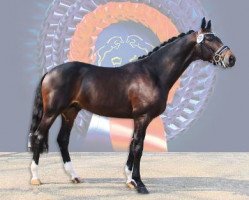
[64,161,81,182]
[124,165,135,186]
[31,160,38,176]
[124,165,132,179]
[30,160,41,185]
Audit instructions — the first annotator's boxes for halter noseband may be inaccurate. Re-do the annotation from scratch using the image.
[197,32,229,67]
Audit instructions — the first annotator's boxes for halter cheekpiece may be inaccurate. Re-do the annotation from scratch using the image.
[197,32,229,67]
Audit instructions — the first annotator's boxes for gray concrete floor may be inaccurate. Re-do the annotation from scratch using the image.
[0,152,249,200]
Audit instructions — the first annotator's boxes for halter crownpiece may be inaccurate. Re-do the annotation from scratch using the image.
[196,32,215,44]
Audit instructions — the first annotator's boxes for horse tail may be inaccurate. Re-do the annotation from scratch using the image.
[28,73,47,152]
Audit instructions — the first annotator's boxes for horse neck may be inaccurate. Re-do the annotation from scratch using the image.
[148,32,197,91]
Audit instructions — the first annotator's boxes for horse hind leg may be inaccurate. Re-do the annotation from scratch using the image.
[30,111,58,185]
[57,107,82,183]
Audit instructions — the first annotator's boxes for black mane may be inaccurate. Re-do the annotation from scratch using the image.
[138,30,195,60]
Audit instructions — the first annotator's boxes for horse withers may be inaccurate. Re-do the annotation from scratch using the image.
[28,18,236,194]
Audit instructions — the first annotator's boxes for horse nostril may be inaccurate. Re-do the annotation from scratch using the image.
[229,55,236,65]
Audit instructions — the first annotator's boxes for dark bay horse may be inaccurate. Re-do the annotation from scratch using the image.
[28,18,236,194]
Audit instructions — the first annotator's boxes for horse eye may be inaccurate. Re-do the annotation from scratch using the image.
[205,36,213,41]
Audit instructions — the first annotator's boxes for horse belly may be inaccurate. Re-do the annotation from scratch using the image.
[77,81,133,118]
[83,98,133,118]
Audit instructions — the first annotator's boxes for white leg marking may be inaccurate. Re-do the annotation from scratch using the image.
[31,160,39,180]
[125,165,132,183]
[30,160,41,185]
[64,161,79,180]
[125,165,137,187]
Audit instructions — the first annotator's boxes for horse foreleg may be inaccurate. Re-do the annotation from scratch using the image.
[125,137,135,188]
[31,112,57,185]
[57,108,81,183]
[128,116,151,194]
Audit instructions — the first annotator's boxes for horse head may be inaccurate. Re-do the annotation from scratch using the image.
[195,17,236,68]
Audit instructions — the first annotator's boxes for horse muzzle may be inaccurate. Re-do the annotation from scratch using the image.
[213,46,236,68]
[224,51,236,68]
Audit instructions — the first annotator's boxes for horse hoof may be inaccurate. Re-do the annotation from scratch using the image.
[137,186,149,194]
[126,182,135,189]
[71,177,82,184]
[126,179,137,189]
[31,178,42,185]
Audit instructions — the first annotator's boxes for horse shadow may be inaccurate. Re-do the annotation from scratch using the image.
[49,176,249,196]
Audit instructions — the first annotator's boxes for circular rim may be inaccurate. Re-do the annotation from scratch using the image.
[38,0,215,141]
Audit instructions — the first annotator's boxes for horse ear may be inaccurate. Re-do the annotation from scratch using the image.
[201,17,206,30]
[206,20,212,31]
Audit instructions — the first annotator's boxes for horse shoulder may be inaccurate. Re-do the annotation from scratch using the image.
[128,70,164,115]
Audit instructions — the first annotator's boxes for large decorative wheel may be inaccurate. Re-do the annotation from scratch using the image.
[38,0,215,150]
